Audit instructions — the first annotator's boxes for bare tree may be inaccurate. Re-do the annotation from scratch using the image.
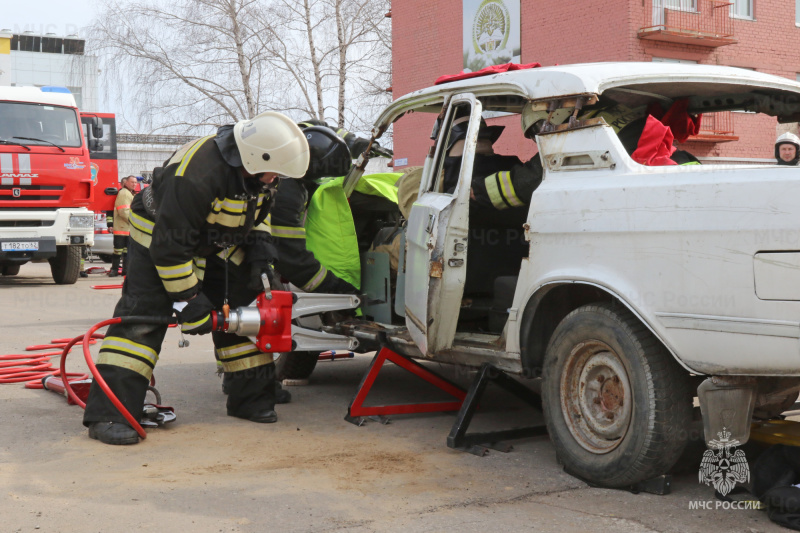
[328,0,390,129]
[90,0,277,133]
[90,0,391,136]
[261,0,390,131]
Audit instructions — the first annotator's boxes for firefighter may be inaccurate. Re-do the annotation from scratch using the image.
[441,114,542,220]
[775,132,800,166]
[83,111,313,445]
[270,125,359,295]
[270,120,395,294]
[108,175,137,277]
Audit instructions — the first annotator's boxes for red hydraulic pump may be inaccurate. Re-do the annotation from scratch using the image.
[210,277,360,355]
[212,290,296,353]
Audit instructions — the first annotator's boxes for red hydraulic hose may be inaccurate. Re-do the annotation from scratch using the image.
[61,316,177,440]
[0,340,94,385]
[63,317,153,438]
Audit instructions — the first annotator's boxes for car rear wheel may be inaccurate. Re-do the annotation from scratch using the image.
[541,302,692,488]
[49,245,81,285]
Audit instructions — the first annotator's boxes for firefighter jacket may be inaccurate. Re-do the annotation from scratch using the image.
[270,177,353,292]
[128,126,275,301]
[112,187,134,235]
[272,173,402,292]
[444,153,542,211]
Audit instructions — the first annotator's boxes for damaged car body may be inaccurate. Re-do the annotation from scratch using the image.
[301,62,800,488]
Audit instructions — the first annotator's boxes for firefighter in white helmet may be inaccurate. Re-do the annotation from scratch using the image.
[83,111,315,445]
[775,132,800,166]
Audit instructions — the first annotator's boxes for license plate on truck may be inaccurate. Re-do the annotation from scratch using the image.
[1,241,38,251]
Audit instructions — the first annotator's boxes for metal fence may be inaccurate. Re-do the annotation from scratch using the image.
[694,111,736,140]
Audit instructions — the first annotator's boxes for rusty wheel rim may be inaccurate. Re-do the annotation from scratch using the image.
[559,340,633,454]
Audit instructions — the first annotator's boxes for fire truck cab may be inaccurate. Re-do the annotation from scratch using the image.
[0,86,96,284]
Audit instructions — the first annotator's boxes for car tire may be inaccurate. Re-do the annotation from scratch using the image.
[276,351,319,381]
[1,264,21,276]
[541,302,692,488]
[49,246,81,285]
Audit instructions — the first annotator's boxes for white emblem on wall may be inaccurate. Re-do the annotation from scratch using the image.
[463,0,520,71]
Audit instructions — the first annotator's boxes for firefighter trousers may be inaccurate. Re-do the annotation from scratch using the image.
[83,239,276,427]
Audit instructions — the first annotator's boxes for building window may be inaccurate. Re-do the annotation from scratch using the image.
[665,0,697,10]
[731,0,753,19]
[797,0,800,25]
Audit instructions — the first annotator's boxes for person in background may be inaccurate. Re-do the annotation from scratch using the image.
[108,175,137,277]
[775,132,800,166]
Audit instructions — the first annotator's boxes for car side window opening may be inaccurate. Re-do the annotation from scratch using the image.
[430,102,473,195]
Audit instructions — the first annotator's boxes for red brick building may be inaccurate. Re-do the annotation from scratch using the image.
[390,0,800,168]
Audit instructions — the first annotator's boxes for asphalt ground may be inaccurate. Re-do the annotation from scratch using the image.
[0,262,789,532]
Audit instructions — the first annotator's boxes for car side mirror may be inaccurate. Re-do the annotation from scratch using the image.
[89,139,104,152]
[104,187,118,196]
[91,117,104,139]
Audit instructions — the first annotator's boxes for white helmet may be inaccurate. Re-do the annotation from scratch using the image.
[775,132,800,164]
[233,111,310,178]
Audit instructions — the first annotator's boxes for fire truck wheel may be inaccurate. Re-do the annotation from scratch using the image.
[49,245,81,285]
[541,302,692,488]
[1,264,21,276]
[276,351,319,381]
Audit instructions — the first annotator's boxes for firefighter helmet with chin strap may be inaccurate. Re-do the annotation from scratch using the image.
[775,132,800,166]
[234,111,310,178]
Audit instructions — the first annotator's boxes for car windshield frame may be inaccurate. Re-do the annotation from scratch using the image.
[0,101,83,148]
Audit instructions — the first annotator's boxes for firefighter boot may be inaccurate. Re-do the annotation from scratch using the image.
[108,254,121,277]
[222,372,291,404]
[226,364,278,423]
[83,366,148,445]
[88,421,139,445]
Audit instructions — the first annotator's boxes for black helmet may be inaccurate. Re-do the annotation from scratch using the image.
[445,115,505,153]
[301,126,352,180]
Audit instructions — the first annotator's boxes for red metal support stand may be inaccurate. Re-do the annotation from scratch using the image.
[345,347,467,425]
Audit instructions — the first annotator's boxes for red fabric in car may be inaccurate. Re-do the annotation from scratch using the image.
[632,115,678,166]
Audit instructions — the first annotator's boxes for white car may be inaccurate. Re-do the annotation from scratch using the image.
[90,212,114,261]
[283,62,800,488]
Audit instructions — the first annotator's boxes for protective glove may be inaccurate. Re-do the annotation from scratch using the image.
[246,240,278,293]
[247,260,275,293]
[317,275,358,295]
[176,292,215,335]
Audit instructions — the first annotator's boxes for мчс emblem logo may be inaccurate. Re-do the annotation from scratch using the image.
[699,428,750,496]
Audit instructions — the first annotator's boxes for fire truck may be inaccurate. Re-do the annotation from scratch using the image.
[0,86,96,284]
